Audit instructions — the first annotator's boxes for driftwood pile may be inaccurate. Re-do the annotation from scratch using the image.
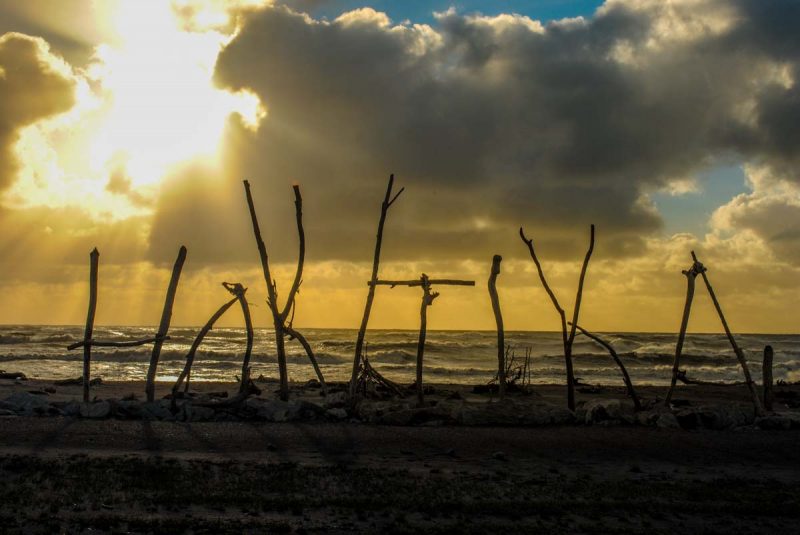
[54,173,783,420]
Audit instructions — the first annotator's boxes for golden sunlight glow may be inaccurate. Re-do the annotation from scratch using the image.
[4,0,264,218]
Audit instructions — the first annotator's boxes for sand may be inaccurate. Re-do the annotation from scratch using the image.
[1,377,799,533]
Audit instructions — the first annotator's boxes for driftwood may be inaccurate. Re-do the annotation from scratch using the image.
[0,372,27,380]
[191,379,262,408]
[355,354,404,398]
[676,369,746,386]
[244,182,319,401]
[372,274,475,406]
[520,224,595,411]
[691,252,764,416]
[488,255,506,398]
[664,262,698,405]
[145,246,187,402]
[222,282,254,394]
[82,248,99,402]
[173,293,239,400]
[763,345,774,411]
[54,376,103,386]
[570,323,641,410]
[349,174,404,399]
[285,325,327,394]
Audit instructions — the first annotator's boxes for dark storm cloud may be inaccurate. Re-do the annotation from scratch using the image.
[150,0,800,265]
[0,33,76,190]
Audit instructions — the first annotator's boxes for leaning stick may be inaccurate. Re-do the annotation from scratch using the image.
[665,264,698,406]
[570,322,641,410]
[280,185,305,321]
[285,326,327,394]
[350,175,403,399]
[223,282,254,394]
[82,248,99,403]
[173,294,238,397]
[243,180,288,400]
[145,245,187,402]
[415,274,439,406]
[488,255,506,398]
[566,225,595,361]
[762,345,774,412]
[691,251,763,416]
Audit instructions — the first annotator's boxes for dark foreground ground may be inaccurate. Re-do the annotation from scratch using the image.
[0,418,798,534]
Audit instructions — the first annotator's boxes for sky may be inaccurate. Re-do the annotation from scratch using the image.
[0,0,798,333]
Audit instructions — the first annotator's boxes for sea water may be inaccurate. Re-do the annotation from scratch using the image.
[0,325,797,386]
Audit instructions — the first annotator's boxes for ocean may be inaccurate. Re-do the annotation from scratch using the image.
[0,325,797,387]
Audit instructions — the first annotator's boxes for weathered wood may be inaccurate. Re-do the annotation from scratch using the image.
[520,225,594,411]
[67,336,169,351]
[280,185,305,321]
[415,274,439,406]
[145,246,186,402]
[570,322,641,410]
[665,264,698,406]
[691,251,764,416]
[82,248,99,403]
[243,180,288,400]
[285,325,327,394]
[350,175,403,399]
[488,255,506,398]
[223,282,254,394]
[763,345,774,412]
[676,369,746,386]
[172,294,239,398]
[373,279,475,287]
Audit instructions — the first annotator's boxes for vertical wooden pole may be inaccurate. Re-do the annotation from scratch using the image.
[763,345,774,412]
[146,246,186,402]
[415,274,437,406]
[350,174,403,399]
[488,255,506,398]
[665,265,697,406]
[691,252,764,416]
[82,248,99,403]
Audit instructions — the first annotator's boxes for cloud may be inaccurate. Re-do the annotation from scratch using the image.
[144,0,800,266]
[0,33,76,190]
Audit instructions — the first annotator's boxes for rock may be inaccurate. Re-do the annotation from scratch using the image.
[580,399,636,425]
[178,403,216,422]
[0,409,17,417]
[141,400,175,421]
[675,404,755,430]
[4,392,51,415]
[60,401,81,417]
[255,399,324,422]
[325,408,348,420]
[492,451,507,461]
[756,412,800,430]
[324,391,347,409]
[80,401,111,419]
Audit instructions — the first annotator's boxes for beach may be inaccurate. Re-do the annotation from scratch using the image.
[1,378,799,533]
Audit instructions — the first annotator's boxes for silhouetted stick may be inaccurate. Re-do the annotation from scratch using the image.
[520,225,594,411]
[145,245,186,402]
[223,282,254,394]
[691,251,764,416]
[373,279,475,287]
[68,336,169,351]
[243,180,288,400]
[416,274,439,406]
[665,263,698,406]
[570,322,641,410]
[82,248,99,403]
[676,369,746,386]
[488,255,506,398]
[763,345,774,412]
[280,185,304,321]
[285,326,327,395]
[173,294,239,399]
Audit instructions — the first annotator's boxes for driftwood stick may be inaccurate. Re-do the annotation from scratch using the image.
[280,185,305,321]
[285,326,327,394]
[373,279,476,287]
[676,369,746,386]
[691,251,763,416]
[565,224,595,371]
[173,295,239,397]
[763,345,774,412]
[350,175,401,399]
[415,274,439,406]
[145,245,186,402]
[488,255,506,398]
[223,282,254,394]
[243,180,288,400]
[68,336,170,351]
[665,264,698,406]
[570,322,641,410]
[82,248,99,403]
